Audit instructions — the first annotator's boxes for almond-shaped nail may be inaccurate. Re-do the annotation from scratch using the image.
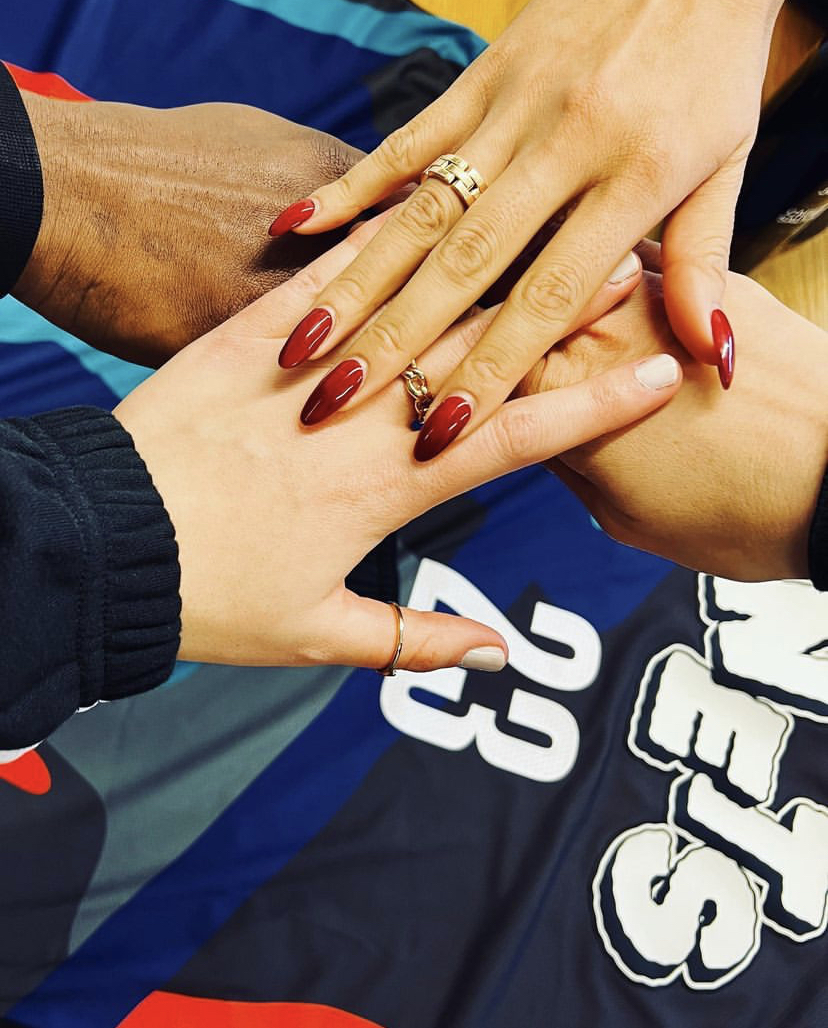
[607,251,640,284]
[459,646,507,672]
[634,354,680,390]
[300,359,364,426]
[413,396,472,462]
[269,198,315,237]
[279,308,333,368]
[711,309,734,389]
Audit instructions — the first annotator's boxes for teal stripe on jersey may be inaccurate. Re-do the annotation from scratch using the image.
[0,296,150,399]
[227,0,486,66]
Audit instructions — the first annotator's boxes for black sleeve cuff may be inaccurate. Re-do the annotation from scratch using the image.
[0,408,180,747]
[0,61,43,297]
[808,462,828,590]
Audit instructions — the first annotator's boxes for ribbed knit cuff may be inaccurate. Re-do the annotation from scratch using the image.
[0,61,43,297]
[20,407,181,705]
[808,464,828,590]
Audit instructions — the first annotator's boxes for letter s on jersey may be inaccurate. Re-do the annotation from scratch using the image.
[593,824,762,990]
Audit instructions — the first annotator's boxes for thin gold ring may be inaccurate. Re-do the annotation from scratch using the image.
[379,601,405,677]
[402,360,433,427]
[421,153,487,208]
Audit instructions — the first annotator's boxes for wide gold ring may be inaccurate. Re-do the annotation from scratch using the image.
[379,601,405,677]
[402,360,433,428]
[421,153,487,208]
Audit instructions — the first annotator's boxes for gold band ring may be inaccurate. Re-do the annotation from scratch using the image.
[379,601,405,677]
[421,153,487,208]
[402,360,433,428]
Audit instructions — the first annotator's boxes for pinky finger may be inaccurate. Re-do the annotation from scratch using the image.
[423,354,683,504]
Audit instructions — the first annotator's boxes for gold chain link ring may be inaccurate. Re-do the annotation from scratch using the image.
[402,360,434,428]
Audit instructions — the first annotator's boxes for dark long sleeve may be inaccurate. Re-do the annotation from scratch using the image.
[808,464,828,590]
[0,60,42,299]
[0,408,181,749]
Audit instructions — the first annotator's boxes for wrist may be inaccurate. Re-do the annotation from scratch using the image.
[11,90,97,313]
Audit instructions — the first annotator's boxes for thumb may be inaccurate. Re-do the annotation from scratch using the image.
[320,591,508,675]
[661,158,747,388]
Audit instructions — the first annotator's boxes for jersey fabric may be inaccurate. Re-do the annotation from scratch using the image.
[0,2,826,1027]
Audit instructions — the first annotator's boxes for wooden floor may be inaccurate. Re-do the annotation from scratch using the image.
[418,0,828,329]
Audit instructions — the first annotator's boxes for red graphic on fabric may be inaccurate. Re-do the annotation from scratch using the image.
[0,750,51,794]
[118,993,386,1028]
[3,62,91,101]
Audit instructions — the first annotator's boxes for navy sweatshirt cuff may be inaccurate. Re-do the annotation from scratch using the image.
[20,407,181,707]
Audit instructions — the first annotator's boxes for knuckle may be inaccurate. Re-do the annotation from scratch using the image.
[434,222,497,287]
[331,166,361,209]
[625,134,675,191]
[399,187,456,241]
[490,405,541,463]
[560,79,608,127]
[512,259,587,328]
[292,262,327,300]
[378,123,420,171]
[363,317,408,364]
[584,375,622,424]
[675,242,731,285]
[329,272,369,309]
[465,348,514,392]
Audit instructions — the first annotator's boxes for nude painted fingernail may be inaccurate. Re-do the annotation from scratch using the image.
[607,252,640,285]
[634,354,679,390]
[269,198,316,237]
[459,646,507,672]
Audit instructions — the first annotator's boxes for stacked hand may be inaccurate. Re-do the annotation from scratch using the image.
[114,218,682,673]
[519,243,828,582]
[14,93,363,365]
[265,0,782,460]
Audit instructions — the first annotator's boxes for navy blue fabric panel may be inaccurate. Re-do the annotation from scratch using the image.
[0,341,118,416]
[406,469,671,632]
[0,0,390,150]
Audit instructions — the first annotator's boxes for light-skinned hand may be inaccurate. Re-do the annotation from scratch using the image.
[114,218,681,674]
[518,246,828,582]
[266,0,782,459]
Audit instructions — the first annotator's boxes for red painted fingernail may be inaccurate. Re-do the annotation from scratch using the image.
[300,359,364,426]
[269,198,315,237]
[279,308,333,368]
[712,309,734,390]
[413,396,472,462]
